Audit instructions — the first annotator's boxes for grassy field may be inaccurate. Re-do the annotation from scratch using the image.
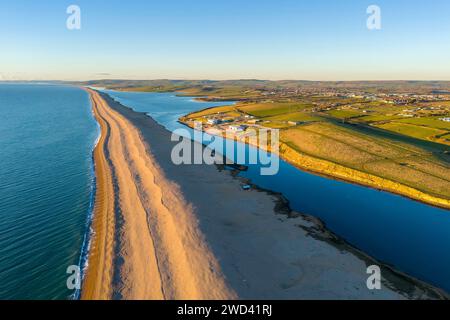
[281,122,450,199]
[396,117,450,130]
[183,94,450,203]
[185,105,236,118]
[263,112,322,122]
[375,122,447,141]
[326,109,362,119]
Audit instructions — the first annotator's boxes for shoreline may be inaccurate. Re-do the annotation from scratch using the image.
[82,89,236,299]
[81,89,116,299]
[82,88,448,299]
[237,176,448,300]
[73,116,100,300]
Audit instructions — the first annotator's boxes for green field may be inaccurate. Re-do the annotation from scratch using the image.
[396,117,450,130]
[357,114,404,122]
[326,109,362,119]
[88,79,450,203]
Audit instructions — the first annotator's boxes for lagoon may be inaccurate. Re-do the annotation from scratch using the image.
[0,84,97,299]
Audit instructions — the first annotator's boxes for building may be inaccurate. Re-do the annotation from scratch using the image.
[228,125,247,132]
[207,118,221,125]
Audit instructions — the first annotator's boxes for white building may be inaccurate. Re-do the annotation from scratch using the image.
[228,125,246,132]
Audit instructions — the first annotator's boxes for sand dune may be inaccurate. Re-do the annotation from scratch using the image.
[82,89,447,300]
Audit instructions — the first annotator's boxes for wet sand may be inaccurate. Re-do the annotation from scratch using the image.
[82,89,447,300]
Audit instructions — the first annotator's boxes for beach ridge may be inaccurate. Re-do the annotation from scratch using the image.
[82,89,235,299]
[179,116,450,210]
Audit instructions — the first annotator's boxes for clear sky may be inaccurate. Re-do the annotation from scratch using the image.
[1,0,449,81]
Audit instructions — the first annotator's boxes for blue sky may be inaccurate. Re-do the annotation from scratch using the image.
[1,0,449,80]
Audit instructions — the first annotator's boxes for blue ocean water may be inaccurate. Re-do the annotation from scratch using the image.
[0,84,98,299]
[104,90,450,294]
[1,84,448,299]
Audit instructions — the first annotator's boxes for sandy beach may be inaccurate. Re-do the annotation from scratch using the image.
[82,89,447,300]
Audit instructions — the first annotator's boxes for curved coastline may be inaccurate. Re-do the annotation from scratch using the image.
[72,90,104,300]
[81,88,448,300]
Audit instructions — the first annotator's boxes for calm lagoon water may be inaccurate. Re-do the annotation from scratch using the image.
[104,90,450,294]
[0,84,97,299]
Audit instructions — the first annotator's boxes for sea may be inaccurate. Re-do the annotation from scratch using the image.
[0,84,448,299]
[103,89,450,294]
